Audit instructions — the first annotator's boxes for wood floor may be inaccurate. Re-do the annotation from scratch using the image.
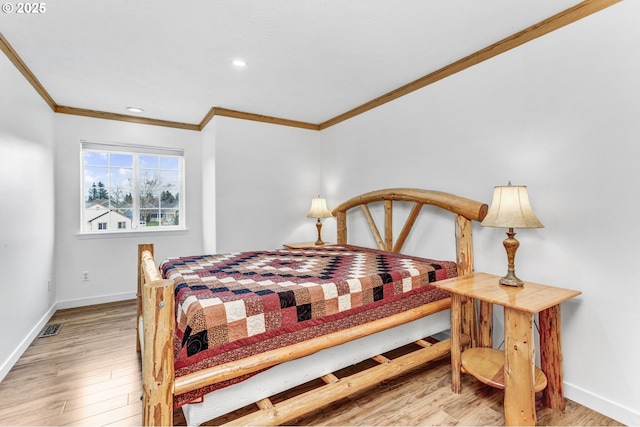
[0,300,624,426]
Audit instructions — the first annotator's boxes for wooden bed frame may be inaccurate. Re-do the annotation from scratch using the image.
[137,188,488,426]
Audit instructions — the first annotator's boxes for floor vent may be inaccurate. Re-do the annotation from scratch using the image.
[38,323,63,338]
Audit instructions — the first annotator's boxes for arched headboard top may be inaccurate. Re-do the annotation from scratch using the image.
[331,188,488,268]
[332,188,488,222]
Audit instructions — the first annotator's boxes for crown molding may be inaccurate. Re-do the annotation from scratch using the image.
[0,32,57,111]
[1,0,621,133]
[318,0,622,130]
[0,32,202,131]
[200,107,320,131]
[55,105,201,131]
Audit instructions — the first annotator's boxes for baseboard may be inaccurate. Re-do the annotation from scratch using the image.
[0,303,57,382]
[55,291,137,310]
[565,382,640,426]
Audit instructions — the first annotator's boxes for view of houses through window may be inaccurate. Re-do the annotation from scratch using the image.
[81,141,184,233]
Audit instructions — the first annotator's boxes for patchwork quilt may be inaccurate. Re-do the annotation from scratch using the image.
[161,245,456,406]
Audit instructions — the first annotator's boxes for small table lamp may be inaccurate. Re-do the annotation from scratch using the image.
[481,183,544,287]
[307,196,333,245]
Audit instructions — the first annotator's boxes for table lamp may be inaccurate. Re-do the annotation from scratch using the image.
[481,183,544,287]
[307,196,333,245]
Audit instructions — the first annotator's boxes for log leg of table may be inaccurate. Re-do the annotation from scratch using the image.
[504,307,536,426]
[451,293,463,394]
[460,295,478,349]
[539,304,565,411]
[479,301,493,348]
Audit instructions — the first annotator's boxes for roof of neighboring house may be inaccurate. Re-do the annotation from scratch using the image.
[86,208,132,223]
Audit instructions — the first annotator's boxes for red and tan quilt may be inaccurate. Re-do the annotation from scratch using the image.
[161,245,456,406]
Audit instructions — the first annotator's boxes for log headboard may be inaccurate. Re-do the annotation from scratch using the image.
[331,188,488,276]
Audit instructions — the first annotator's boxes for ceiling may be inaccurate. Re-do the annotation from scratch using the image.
[1,1,597,128]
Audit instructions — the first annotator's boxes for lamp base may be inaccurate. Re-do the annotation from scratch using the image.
[314,219,325,246]
[499,270,524,287]
[500,229,524,287]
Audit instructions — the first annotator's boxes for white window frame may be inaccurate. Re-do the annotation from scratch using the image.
[80,140,186,235]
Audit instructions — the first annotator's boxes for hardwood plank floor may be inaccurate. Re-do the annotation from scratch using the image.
[0,300,624,426]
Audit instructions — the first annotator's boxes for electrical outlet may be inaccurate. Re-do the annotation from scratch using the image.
[48,279,52,291]
[82,271,90,281]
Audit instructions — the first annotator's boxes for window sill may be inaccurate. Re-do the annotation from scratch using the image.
[76,228,189,239]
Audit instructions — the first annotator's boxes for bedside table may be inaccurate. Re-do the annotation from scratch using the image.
[434,272,581,426]
[283,242,333,249]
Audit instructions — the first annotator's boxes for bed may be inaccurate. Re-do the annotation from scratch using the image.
[137,188,488,426]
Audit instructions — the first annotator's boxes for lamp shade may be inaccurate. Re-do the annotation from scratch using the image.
[481,185,543,229]
[306,197,333,219]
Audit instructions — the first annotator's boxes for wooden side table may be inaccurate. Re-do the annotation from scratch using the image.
[434,272,581,426]
[283,242,333,249]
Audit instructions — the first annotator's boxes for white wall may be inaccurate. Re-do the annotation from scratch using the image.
[320,2,640,425]
[0,53,56,378]
[201,121,217,254]
[212,116,322,252]
[53,114,204,307]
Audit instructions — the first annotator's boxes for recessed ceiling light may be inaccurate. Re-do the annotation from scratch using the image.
[126,106,144,113]
[232,59,247,67]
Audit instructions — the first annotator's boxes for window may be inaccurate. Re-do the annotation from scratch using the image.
[81,141,185,233]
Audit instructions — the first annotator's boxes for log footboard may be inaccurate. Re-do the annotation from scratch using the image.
[138,244,175,425]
